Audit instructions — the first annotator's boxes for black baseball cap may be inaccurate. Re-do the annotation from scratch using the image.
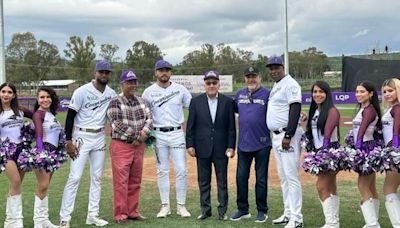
[244,66,259,76]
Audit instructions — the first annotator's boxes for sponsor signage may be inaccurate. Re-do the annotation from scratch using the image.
[302,92,382,104]
[170,75,233,93]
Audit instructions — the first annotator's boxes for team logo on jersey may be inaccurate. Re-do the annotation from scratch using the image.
[8,114,18,120]
[153,91,180,107]
[87,95,98,101]
[289,86,299,97]
[84,96,113,110]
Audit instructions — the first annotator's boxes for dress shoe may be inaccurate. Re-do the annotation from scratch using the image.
[128,214,146,221]
[197,214,211,220]
[219,214,228,221]
[115,219,128,225]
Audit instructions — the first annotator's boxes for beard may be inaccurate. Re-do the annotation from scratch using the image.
[96,78,108,85]
[157,75,170,83]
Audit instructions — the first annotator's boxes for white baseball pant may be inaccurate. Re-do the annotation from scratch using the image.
[272,127,303,223]
[154,129,187,205]
[59,130,106,222]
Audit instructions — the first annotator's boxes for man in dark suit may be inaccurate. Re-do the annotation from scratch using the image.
[186,70,236,221]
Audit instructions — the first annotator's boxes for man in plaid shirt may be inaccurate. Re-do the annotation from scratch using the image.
[107,70,152,224]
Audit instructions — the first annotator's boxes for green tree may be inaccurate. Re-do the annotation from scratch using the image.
[180,43,215,75]
[64,35,96,80]
[289,47,328,79]
[100,43,119,62]
[25,40,61,83]
[6,32,37,83]
[6,32,61,84]
[125,41,164,84]
[215,43,254,82]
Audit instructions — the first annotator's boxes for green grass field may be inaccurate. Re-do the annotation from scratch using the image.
[0,104,394,227]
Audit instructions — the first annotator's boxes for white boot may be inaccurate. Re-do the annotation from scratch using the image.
[373,198,380,220]
[4,194,24,228]
[33,195,58,228]
[385,194,400,228]
[360,199,381,228]
[320,195,340,228]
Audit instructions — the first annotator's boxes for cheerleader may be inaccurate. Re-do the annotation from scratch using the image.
[0,83,33,228]
[32,87,67,228]
[350,81,382,228]
[381,78,400,227]
[303,81,341,228]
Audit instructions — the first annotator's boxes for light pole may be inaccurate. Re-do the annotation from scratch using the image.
[0,0,5,83]
[284,0,289,74]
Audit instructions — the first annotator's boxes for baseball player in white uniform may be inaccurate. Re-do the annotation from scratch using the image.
[142,59,192,218]
[266,56,304,228]
[59,60,117,227]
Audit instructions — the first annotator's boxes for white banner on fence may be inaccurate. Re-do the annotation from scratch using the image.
[170,75,233,93]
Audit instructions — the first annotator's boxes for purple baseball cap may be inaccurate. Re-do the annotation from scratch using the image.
[154,59,172,70]
[266,55,284,67]
[119,70,137,82]
[95,60,112,72]
[204,70,220,80]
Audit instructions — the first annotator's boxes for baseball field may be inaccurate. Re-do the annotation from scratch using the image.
[0,104,393,227]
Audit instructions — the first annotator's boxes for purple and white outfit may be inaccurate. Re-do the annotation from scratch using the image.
[0,110,34,172]
[347,105,383,175]
[381,103,400,228]
[32,110,67,173]
[303,108,349,175]
[381,104,400,171]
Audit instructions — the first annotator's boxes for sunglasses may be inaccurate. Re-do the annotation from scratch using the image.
[205,81,218,86]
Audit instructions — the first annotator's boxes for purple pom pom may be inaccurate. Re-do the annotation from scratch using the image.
[349,145,384,175]
[33,131,68,173]
[302,142,351,175]
[345,130,355,148]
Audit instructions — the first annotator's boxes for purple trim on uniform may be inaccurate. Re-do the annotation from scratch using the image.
[235,87,271,152]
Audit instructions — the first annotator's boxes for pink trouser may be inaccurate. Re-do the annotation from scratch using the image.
[109,139,145,220]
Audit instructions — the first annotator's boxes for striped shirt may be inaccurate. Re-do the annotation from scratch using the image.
[107,95,152,142]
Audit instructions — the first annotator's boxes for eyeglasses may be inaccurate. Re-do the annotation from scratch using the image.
[205,81,218,86]
[98,70,111,75]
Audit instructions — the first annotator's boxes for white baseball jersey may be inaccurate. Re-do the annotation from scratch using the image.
[142,82,192,127]
[42,111,63,147]
[0,110,24,143]
[266,74,302,131]
[68,82,116,129]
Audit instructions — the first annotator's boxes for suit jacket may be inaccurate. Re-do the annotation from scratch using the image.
[186,93,236,159]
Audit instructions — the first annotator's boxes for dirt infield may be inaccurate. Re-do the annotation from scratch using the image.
[106,116,357,188]
[139,151,357,189]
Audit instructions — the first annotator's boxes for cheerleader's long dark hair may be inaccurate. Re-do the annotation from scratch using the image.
[357,81,382,139]
[0,83,21,117]
[34,86,59,115]
[306,81,338,143]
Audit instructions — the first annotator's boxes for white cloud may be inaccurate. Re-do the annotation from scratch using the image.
[352,29,370,38]
[3,0,400,63]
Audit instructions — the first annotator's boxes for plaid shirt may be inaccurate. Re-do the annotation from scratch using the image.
[107,95,152,141]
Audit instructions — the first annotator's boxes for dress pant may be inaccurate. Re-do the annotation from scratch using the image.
[196,153,228,216]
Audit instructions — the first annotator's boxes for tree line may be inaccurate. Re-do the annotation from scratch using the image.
[5,32,331,85]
